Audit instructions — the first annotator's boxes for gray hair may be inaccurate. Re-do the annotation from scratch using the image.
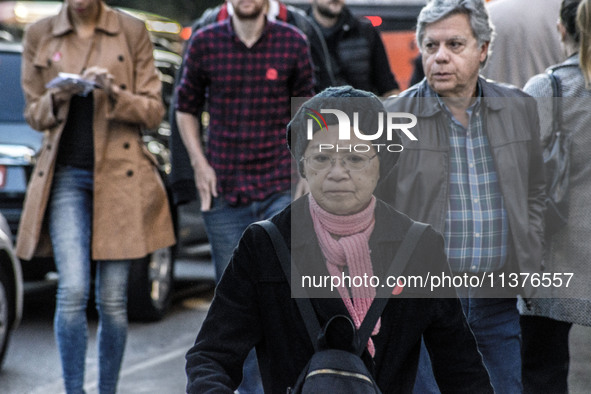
[416,0,495,66]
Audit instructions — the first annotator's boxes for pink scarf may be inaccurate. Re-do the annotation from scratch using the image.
[309,195,380,356]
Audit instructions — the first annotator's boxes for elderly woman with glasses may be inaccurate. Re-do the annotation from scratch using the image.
[185,86,492,393]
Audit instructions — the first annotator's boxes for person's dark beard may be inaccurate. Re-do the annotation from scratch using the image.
[316,3,341,19]
[234,3,265,20]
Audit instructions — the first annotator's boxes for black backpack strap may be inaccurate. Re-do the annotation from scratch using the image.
[546,69,562,133]
[356,221,429,356]
[255,220,322,351]
[256,219,428,356]
[546,62,578,131]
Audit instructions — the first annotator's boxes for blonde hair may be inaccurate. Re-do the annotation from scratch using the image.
[578,0,591,87]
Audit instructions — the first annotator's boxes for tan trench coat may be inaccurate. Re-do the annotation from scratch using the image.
[16,3,175,261]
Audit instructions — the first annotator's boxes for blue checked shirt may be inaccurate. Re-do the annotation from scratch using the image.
[437,90,508,273]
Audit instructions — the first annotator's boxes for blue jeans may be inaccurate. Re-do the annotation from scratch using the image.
[202,191,291,283]
[49,166,131,394]
[413,297,522,394]
[413,339,440,394]
[202,191,291,394]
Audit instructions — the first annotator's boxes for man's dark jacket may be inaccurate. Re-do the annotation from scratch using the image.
[185,196,493,393]
[307,6,399,95]
[376,77,546,297]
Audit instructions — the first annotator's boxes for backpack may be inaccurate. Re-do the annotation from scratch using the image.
[256,219,428,393]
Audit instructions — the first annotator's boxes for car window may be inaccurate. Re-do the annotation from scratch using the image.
[0,51,25,122]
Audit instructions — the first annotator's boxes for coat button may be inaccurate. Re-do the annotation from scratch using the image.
[118,55,124,62]
[126,170,134,177]
[120,84,127,90]
[38,171,44,177]
[123,142,130,149]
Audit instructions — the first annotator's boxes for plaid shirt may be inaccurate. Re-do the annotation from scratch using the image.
[437,89,508,273]
[176,18,314,205]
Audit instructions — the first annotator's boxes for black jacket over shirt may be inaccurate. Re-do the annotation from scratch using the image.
[308,6,399,95]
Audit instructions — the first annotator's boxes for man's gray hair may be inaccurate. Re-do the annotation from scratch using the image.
[416,0,495,65]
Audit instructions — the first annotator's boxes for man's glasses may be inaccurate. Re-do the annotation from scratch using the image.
[301,153,378,172]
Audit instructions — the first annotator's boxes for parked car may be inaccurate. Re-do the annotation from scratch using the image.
[0,2,190,321]
[0,212,23,370]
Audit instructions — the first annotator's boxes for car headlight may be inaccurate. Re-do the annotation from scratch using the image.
[0,144,36,166]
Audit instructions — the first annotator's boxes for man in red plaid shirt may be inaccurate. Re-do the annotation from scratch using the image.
[175,0,314,389]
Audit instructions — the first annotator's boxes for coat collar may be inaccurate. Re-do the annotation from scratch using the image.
[560,53,579,67]
[51,2,120,37]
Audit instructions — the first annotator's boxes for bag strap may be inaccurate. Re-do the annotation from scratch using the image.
[256,219,428,356]
[546,63,577,132]
[256,219,322,351]
[546,69,562,133]
[356,221,428,356]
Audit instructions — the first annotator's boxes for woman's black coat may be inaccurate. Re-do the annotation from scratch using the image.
[185,196,493,393]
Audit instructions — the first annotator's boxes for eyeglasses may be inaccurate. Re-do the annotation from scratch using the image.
[301,153,378,172]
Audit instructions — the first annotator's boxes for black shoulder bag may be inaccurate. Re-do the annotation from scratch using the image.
[543,67,574,236]
[256,219,428,394]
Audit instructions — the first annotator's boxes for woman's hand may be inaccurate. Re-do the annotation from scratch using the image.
[50,83,85,112]
[82,66,120,99]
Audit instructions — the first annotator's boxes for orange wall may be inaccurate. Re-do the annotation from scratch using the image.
[381,30,420,91]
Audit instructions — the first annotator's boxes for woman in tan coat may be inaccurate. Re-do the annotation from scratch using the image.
[17,0,175,392]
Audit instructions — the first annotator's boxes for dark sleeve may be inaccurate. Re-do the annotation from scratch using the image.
[286,8,333,93]
[168,43,196,205]
[167,89,197,205]
[422,230,492,391]
[290,32,316,98]
[369,27,399,95]
[525,97,546,260]
[185,229,263,393]
[406,227,493,392]
[373,96,401,206]
[175,32,208,116]
[423,298,493,393]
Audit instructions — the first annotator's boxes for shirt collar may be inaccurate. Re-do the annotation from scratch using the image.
[433,82,482,128]
[433,80,482,109]
[413,77,505,118]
